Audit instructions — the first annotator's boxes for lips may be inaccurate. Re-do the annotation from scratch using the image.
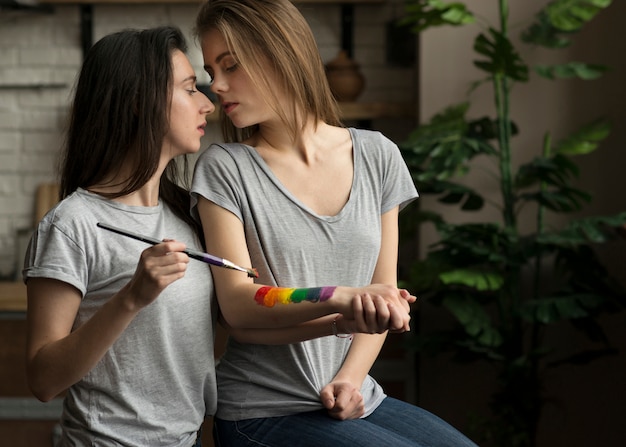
[221,101,237,114]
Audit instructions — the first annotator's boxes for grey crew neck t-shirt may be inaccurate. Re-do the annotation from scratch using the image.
[24,188,217,446]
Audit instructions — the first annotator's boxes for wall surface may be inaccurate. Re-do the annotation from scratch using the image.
[0,2,417,445]
[417,1,626,446]
[0,1,416,279]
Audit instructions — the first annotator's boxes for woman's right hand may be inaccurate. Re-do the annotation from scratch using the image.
[121,240,190,311]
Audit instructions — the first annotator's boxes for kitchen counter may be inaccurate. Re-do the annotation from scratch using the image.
[0,282,27,312]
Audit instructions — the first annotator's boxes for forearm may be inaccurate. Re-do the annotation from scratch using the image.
[332,332,387,388]
[27,287,140,401]
[218,281,386,329]
[226,314,337,344]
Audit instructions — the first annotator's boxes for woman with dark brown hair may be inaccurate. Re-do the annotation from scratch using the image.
[24,26,216,446]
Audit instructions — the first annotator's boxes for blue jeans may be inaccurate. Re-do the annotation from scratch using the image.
[213,397,478,447]
[193,429,202,447]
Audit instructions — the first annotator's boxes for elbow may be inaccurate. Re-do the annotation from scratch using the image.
[220,311,249,330]
[29,383,58,403]
[27,370,61,403]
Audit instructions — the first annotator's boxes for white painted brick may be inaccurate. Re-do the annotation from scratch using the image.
[0,110,20,130]
[355,1,397,25]
[20,150,58,173]
[0,132,19,153]
[0,195,31,216]
[52,69,80,87]
[0,92,18,108]
[22,174,59,197]
[0,154,19,172]
[94,5,171,39]
[23,132,63,153]
[18,110,63,131]
[0,174,17,195]
[0,18,57,47]
[354,47,386,66]
[354,23,386,46]
[20,47,83,67]
[0,67,58,87]
[303,5,341,47]
[19,89,73,108]
[0,219,9,239]
[0,48,19,66]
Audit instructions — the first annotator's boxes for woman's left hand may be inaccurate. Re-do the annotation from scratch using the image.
[320,380,364,420]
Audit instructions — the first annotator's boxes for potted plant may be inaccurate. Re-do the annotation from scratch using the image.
[397,1,625,446]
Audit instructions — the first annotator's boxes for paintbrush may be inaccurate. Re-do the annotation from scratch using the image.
[97,222,259,278]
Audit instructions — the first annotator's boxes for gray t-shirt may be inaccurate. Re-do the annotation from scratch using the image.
[23,188,217,447]
[191,127,418,421]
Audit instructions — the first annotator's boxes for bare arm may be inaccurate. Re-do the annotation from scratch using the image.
[226,291,414,345]
[197,197,413,330]
[26,241,189,402]
[321,207,408,419]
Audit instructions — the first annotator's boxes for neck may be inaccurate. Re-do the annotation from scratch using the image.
[87,160,167,207]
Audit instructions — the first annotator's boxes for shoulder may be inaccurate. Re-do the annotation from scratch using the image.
[40,190,90,229]
[196,142,247,164]
[350,127,395,147]
[350,128,401,167]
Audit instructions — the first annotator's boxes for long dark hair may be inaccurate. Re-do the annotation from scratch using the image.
[59,26,200,238]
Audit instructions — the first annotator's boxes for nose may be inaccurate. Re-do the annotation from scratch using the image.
[210,74,227,94]
[201,92,216,116]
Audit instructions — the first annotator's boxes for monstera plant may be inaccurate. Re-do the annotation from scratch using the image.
[397,1,626,446]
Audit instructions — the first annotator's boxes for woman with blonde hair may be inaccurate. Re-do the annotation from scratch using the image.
[192,1,478,445]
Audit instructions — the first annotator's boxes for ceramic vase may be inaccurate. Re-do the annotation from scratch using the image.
[324,50,365,102]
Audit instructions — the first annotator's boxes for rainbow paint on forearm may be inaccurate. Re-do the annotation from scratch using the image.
[254,286,337,307]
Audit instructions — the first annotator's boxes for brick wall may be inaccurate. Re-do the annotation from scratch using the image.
[0,1,417,278]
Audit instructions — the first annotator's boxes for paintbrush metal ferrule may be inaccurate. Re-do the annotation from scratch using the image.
[97,222,259,278]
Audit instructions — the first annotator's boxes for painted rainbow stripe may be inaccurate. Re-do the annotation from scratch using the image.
[254,286,337,307]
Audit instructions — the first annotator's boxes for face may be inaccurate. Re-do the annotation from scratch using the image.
[201,29,275,129]
[163,50,215,158]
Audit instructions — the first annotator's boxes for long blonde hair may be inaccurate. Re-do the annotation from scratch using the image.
[194,0,342,143]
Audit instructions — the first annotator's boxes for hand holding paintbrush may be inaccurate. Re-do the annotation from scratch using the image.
[97,222,259,278]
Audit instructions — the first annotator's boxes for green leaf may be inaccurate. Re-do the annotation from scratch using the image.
[521,294,605,324]
[554,119,611,155]
[547,0,613,32]
[443,295,503,347]
[473,29,529,81]
[522,1,612,47]
[521,12,573,48]
[534,62,608,80]
[401,0,475,33]
[515,154,580,189]
[440,268,504,291]
[537,213,626,247]
[521,187,591,212]
[400,103,493,186]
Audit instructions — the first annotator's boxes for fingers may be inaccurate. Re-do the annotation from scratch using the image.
[320,385,336,410]
[125,241,190,308]
[346,293,409,334]
[399,288,418,304]
[320,382,364,420]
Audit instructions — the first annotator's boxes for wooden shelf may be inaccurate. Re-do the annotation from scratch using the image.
[337,101,415,121]
[0,282,27,312]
